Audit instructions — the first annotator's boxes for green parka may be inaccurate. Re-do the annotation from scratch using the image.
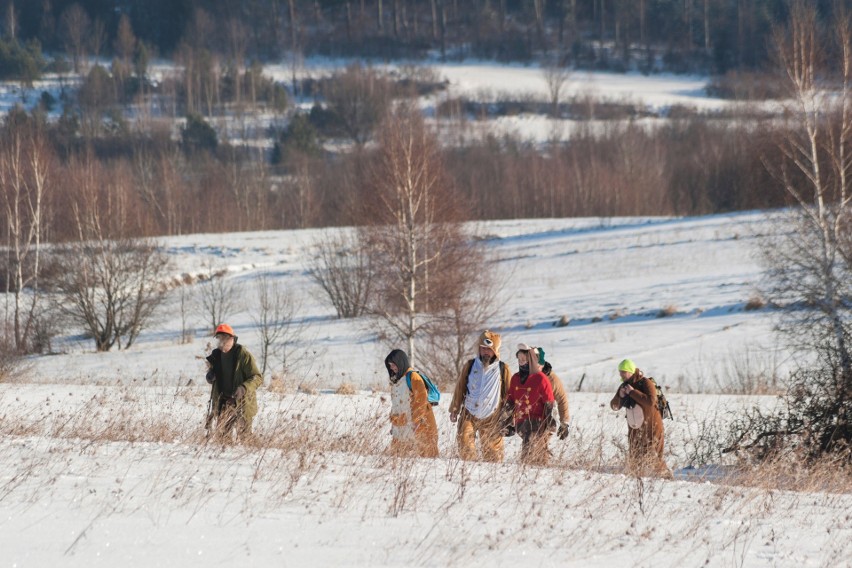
[206,344,263,424]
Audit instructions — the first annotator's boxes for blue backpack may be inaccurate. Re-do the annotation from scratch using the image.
[405,370,441,406]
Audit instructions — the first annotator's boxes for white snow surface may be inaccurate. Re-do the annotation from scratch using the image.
[4,211,851,567]
[27,211,784,392]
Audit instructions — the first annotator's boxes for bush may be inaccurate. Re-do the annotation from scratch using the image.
[0,334,23,382]
[0,38,44,85]
[181,113,218,153]
[706,71,789,101]
[273,113,320,163]
[78,65,116,112]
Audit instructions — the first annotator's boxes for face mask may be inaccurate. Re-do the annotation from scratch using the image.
[519,364,530,378]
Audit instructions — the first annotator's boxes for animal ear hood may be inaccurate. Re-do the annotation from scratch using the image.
[477,330,501,358]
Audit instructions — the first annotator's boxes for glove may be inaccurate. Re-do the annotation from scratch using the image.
[557,423,570,440]
[205,369,215,384]
[503,424,515,437]
[234,385,246,400]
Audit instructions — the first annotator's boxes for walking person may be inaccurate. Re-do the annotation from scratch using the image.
[610,359,672,478]
[384,349,439,458]
[504,345,556,465]
[205,324,264,442]
[449,331,511,462]
[518,343,571,441]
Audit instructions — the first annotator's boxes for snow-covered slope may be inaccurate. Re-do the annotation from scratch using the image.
[5,211,850,568]
[28,211,782,394]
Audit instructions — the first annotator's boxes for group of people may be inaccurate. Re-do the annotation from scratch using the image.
[382,329,670,476]
[202,325,670,477]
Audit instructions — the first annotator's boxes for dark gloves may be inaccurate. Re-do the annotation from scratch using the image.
[557,422,570,440]
[235,385,246,400]
[205,369,215,384]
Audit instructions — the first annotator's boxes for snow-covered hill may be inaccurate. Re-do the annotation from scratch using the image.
[28,211,783,394]
[4,211,850,568]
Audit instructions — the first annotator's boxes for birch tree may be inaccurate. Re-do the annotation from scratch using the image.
[0,118,50,353]
[363,105,471,368]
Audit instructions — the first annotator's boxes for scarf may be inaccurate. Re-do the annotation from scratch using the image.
[464,357,502,419]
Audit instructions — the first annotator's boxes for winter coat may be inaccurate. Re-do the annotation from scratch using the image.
[389,368,439,458]
[506,371,555,426]
[449,358,511,420]
[610,370,668,476]
[543,364,570,426]
[206,344,263,424]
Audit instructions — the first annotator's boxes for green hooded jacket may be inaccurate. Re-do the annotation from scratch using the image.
[206,344,263,423]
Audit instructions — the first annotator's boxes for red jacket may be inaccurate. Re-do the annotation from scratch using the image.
[507,371,555,425]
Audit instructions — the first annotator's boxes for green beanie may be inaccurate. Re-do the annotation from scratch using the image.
[618,359,636,374]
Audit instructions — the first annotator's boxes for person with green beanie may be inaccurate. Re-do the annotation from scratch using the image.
[610,358,671,478]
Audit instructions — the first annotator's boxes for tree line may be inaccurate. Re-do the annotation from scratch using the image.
[3,0,850,73]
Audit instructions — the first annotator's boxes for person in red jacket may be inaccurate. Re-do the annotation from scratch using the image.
[504,345,555,465]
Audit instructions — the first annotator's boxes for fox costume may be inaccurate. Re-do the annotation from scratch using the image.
[385,349,439,458]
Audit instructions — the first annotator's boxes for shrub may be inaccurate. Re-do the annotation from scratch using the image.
[181,113,218,153]
[0,38,44,85]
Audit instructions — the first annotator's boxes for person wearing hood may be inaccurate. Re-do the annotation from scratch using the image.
[384,349,439,458]
[204,323,264,442]
[504,345,556,465]
[449,331,511,462]
[610,358,671,478]
[518,343,571,442]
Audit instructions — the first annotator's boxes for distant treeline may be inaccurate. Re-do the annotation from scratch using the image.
[4,0,849,73]
[0,106,789,243]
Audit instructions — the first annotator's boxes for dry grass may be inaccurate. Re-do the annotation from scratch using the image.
[658,304,679,318]
[744,295,766,311]
[266,374,288,394]
[1,383,851,567]
[335,382,357,395]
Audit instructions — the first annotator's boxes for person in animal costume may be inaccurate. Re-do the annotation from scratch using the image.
[385,349,439,458]
[449,331,511,461]
[610,359,672,478]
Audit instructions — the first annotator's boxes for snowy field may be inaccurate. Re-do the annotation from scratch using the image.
[4,211,850,568]
[25,211,785,393]
[1,62,847,567]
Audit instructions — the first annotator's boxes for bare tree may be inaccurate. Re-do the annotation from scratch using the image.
[178,285,193,344]
[323,63,394,145]
[0,119,51,353]
[114,14,137,68]
[726,2,852,460]
[307,229,373,319]
[419,236,507,381]
[5,1,17,40]
[89,17,106,61]
[51,237,171,351]
[362,105,472,367]
[225,17,248,108]
[198,262,241,332]
[59,3,90,73]
[251,272,309,376]
[542,57,572,118]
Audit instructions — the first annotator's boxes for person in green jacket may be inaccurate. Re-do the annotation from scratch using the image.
[205,323,263,442]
